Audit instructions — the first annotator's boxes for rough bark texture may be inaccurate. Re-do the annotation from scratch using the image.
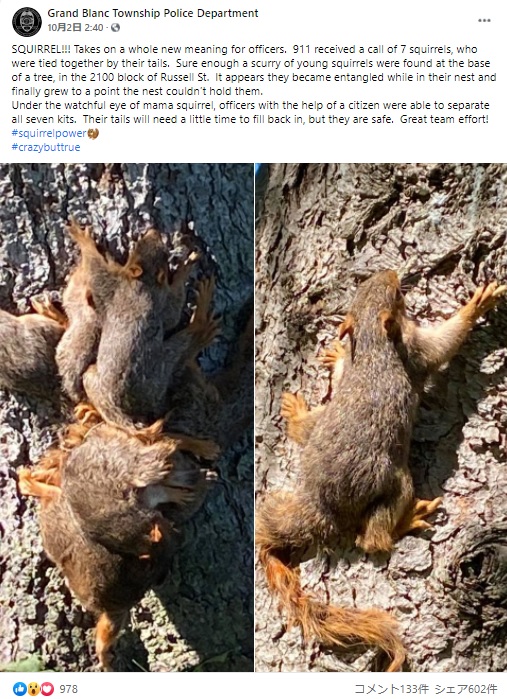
[0,163,254,672]
[255,163,507,672]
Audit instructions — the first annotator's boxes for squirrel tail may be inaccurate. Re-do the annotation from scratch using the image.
[256,491,406,672]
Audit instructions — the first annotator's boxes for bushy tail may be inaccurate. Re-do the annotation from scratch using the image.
[256,491,406,672]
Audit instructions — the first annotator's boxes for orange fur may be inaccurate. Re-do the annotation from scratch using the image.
[257,493,406,672]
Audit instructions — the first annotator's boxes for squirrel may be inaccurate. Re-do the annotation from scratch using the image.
[22,301,253,556]
[162,303,254,451]
[23,468,179,671]
[20,411,219,560]
[0,295,66,399]
[18,414,218,670]
[55,221,103,402]
[16,306,253,670]
[56,219,218,427]
[256,270,506,672]
[61,418,219,558]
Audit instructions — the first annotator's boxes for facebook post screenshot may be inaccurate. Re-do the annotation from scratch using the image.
[0,0,505,695]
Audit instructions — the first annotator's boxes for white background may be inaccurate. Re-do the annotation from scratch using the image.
[1,1,504,162]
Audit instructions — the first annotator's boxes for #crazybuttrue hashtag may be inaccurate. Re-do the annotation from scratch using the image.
[12,143,18,150]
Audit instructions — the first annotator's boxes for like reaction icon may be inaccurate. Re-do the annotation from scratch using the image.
[13,683,27,697]
[40,683,54,697]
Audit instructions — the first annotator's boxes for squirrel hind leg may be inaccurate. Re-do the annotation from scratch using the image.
[256,490,315,552]
[356,504,400,554]
[357,470,416,553]
[257,492,407,672]
[95,610,128,671]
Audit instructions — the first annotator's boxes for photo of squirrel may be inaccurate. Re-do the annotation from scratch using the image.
[0,300,65,399]
[0,163,253,672]
[255,163,507,673]
[257,270,505,671]
[57,221,219,427]
[18,410,219,669]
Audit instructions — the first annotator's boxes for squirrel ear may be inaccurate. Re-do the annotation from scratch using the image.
[85,288,96,309]
[149,522,163,543]
[144,228,162,241]
[128,263,143,278]
[338,314,354,340]
[156,268,168,285]
[379,310,401,340]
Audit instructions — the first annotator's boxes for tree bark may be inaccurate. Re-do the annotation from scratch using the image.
[255,163,507,672]
[0,163,254,672]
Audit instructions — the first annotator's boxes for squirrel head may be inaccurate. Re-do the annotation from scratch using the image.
[125,228,169,285]
[344,270,406,348]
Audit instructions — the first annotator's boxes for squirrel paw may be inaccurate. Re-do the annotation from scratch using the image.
[163,486,196,507]
[396,497,443,538]
[74,402,101,426]
[164,432,220,461]
[319,339,346,367]
[97,652,113,672]
[193,314,221,347]
[18,468,61,499]
[193,276,215,316]
[280,392,309,421]
[185,438,220,461]
[31,293,68,327]
[189,277,220,346]
[280,392,317,445]
[133,419,165,445]
[465,281,506,320]
[172,249,200,286]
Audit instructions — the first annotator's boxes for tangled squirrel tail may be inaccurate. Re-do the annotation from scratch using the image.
[256,491,406,672]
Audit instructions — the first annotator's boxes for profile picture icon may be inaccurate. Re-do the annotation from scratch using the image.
[12,7,42,37]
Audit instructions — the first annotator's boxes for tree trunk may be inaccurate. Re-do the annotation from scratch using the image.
[255,163,507,672]
[0,163,254,672]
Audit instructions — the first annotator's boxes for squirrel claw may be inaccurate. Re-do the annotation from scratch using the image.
[466,281,506,319]
[165,486,196,506]
[319,340,346,367]
[31,294,68,327]
[74,402,101,426]
[395,497,443,538]
[280,392,308,421]
[186,250,200,264]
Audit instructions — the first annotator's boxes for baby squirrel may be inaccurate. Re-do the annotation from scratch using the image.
[55,222,102,402]
[20,411,219,559]
[163,306,254,450]
[17,307,253,670]
[0,296,66,399]
[28,471,179,671]
[256,271,505,672]
[18,415,217,670]
[61,418,218,558]
[56,220,218,427]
